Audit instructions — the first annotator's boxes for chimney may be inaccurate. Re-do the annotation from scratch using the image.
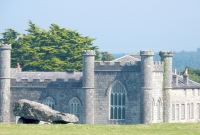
[17,62,21,68]
[16,62,22,72]
[173,69,178,86]
[183,68,188,85]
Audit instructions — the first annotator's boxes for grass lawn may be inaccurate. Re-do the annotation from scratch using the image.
[0,123,200,135]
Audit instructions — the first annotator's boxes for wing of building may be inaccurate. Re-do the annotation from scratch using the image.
[0,44,200,124]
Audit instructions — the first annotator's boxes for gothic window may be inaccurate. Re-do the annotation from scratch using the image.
[181,104,185,119]
[187,103,190,119]
[172,104,175,120]
[68,97,81,118]
[157,99,161,120]
[176,104,179,120]
[110,82,126,120]
[43,97,55,109]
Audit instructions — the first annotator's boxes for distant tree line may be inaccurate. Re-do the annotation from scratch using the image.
[154,49,200,72]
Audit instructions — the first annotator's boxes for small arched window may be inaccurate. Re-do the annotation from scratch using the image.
[68,97,81,118]
[43,97,55,109]
[152,99,155,120]
[110,81,126,120]
[157,99,161,120]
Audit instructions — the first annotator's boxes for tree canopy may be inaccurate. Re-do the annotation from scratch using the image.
[181,67,200,83]
[0,21,100,71]
[101,51,114,61]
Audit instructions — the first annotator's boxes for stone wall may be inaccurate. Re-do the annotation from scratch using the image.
[94,71,141,124]
[171,88,200,123]
[10,86,86,123]
[152,72,163,123]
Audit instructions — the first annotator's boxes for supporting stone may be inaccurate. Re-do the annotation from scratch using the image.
[159,51,173,123]
[82,50,95,124]
[140,50,154,124]
[0,44,11,123]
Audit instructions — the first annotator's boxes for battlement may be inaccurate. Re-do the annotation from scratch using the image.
[82,50,96,56]
[94,61,140,71]
[0,44,12,50]
[140,50,154,56]
[153,61,163,72]
[11,78,82,88]
[159,51,173,57]
[153,61,163,65]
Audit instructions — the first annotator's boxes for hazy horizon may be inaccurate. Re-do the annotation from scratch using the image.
[1,0,200,54]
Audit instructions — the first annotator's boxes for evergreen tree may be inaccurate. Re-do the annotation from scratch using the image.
[0,21,100,71]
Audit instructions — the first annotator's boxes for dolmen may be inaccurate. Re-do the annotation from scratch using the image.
[13,99,79,124]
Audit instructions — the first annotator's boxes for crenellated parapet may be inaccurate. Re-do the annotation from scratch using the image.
[11,78,82,88]
[94,61,140,71]
[159,51,173,58]
[0,44,12,50]
[140,50,154,56]
[153,61,164,72]
[82,50,96,56]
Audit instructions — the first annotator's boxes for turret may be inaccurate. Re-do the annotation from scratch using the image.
[0,44,11,123]
[82,50,95,124]
[159,51,173,88]
[159,51,173,123]
[82,50,95,88]
[140,50,154,123]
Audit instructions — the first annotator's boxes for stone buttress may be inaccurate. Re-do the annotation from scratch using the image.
[159,51,173,123]
[140,50,154,123]
[0,44,11,123]
[82,50,95,124]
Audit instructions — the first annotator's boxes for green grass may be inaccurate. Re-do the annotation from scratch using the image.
[0,123,200,135]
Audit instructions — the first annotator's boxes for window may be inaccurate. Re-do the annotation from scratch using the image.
[176,104,179,120]
[197,103,200,118]
[187,103,190,119]
[110,82,125,120]
[184,89,187,96]
[157,99,161,120]
[181,104,185,119]
[43,97,55,109]
[192,89,195,96]
[191,103,194,119]
[68,97,81,118]
[152,99,155,120]
[172,104,175,120]
[198,89,200,96]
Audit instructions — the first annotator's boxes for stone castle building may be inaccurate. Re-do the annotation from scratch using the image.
[1,44,200,124]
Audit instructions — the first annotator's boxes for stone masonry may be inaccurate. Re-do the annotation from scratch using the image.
[0,43,200,124]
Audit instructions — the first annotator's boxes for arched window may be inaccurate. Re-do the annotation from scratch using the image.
[157,99,161,120]
[43,97,55,109]
[68,97,81,118]
[152,99,155,120]
[110,82,126,120]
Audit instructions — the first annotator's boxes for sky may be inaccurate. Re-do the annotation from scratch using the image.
[0,0,200,54]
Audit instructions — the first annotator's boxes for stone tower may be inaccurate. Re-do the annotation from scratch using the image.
[0,44,11,123]
[159,51,173,122]
[140,50,154,124]
[82,50,95,124]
